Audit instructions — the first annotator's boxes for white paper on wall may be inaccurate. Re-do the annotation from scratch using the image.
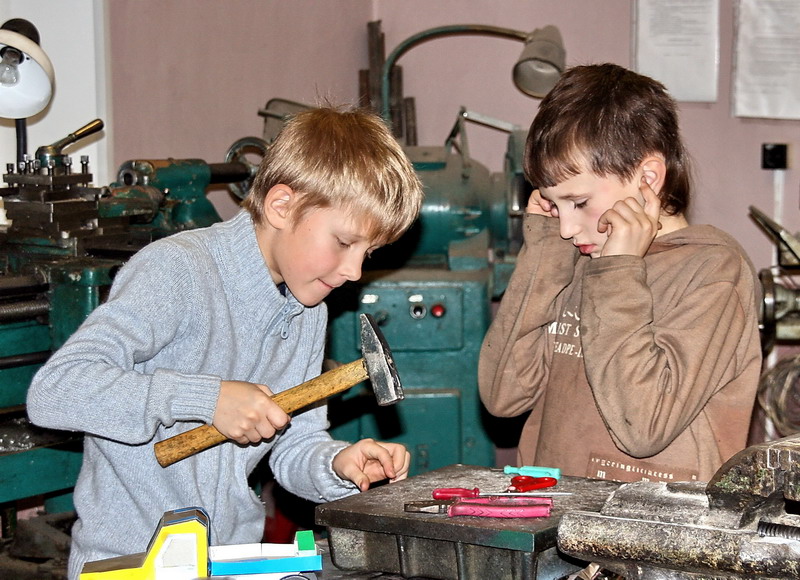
[734,0,800,120]
[634,0,719,102]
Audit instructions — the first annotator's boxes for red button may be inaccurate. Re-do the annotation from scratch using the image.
[430,304,446,318]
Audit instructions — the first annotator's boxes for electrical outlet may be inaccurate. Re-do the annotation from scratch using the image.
[762,143,788,170]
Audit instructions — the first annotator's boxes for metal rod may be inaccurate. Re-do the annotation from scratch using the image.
[15,118,26,164]
[380,24,528,121]
[758,520,800,541]
[0,350,50,369]
[207,162,251,184]
[0,299,50,322]
[404,97,418,146]
[0,274,47,295]
[46,119,104,155]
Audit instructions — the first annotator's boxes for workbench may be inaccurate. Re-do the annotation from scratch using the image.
[316,464,619,580]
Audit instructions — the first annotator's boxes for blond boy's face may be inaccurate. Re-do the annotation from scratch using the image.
[268,206,378,307]
[539,170,642,258]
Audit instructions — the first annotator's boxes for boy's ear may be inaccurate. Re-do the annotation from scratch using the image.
[263,184,294,229]
[640,156,667,194]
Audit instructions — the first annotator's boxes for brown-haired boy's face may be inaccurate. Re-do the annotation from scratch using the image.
[539,170,643,259]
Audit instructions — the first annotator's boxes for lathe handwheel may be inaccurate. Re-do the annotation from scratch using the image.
[224,136,269,200]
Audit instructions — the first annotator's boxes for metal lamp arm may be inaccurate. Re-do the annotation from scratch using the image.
[380,24,528,121]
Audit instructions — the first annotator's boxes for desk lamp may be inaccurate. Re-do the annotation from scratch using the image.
[380,24,566,122]
[512,25,566,98]
[0,18,55,162]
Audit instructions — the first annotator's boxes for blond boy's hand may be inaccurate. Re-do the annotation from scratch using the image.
[213,380,290,444]
[597,176,661,257]
[332,439,411,492]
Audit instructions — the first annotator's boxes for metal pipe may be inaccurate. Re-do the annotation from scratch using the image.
[207,162,251,184]
[380,24,528,121]
[15,118,26,164]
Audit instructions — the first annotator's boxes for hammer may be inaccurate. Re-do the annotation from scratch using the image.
[154,313,403,467]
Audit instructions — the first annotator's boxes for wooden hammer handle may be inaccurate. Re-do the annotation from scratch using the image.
[154,359,368,467]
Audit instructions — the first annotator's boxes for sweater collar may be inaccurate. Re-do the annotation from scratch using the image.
[221,210,305,334]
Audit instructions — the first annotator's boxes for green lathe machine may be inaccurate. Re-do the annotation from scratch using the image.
[0,119,257,520]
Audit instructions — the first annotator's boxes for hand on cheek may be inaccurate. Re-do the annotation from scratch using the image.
[597,176,662,257]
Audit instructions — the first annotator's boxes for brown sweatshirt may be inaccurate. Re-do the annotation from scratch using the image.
[479,214,762,483]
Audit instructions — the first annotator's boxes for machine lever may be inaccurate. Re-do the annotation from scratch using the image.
[35,119,105,162]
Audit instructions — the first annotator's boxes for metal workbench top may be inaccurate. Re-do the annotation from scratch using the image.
[316,464,619,580]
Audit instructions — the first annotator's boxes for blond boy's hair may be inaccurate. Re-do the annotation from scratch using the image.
[243,105,423,246]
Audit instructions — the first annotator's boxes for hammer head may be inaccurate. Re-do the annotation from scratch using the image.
[359,313,404,406]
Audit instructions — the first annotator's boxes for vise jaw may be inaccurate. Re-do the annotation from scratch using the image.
[558,435,800,579]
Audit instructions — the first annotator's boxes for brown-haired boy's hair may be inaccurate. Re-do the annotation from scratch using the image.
[243,105,423,246]
[524,63,692,216]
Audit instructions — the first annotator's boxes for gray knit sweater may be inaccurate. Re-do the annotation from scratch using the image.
[27,210,356,579]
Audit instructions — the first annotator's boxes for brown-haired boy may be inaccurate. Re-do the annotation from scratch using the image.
[27,105,424,579]
[479,64,761,484]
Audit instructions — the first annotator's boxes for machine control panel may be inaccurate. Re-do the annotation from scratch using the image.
[356,286,464,351]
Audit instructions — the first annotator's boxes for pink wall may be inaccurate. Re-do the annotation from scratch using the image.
[108,0,371,213]
[108,0,800,272]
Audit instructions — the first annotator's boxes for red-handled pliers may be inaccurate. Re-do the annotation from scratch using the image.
[508,476,557,492]
[405,496,552,518]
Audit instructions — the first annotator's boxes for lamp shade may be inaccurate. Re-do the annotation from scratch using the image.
[0,28,54,119]
[513,25,565,98]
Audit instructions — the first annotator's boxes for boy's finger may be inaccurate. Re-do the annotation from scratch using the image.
[597,208,617,233]
[389,446,410,477]
[639,176,661,221]
[352,440,387,466]
[370,444,398,479]
[256,383,276,397]
[350,471,370,492]
[391,450,412,481]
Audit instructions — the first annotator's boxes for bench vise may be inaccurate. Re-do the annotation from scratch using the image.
[558,435,800,579]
